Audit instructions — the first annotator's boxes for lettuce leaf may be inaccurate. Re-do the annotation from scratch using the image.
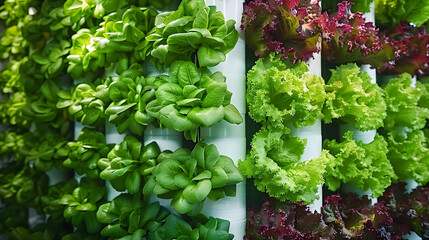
[382,73,429,131]
[386,129,429,185]
[247,53,327,130]
[320,2,383,65]
[323,0,372,13]
[323,63,387,131]
[239,127,332,204]
[241,0,321,63]
[375,0,429,27]
[323,131,395,198]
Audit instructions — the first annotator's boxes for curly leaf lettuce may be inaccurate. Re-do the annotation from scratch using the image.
[386,129,429,185]
[323,131,395,198]
[239,128,332,204]
[375,0,429,27]
[241,0,321,63]
[247,53,327,130]
[323,63,387,131]
[382,73,429,131]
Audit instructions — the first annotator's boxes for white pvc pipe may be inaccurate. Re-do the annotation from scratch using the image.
[200,2,246,238]
[289,120,323,213]
[361,2,377,85]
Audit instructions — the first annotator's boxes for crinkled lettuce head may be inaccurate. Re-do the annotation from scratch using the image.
[323,63,387,131]
[239,127,332,204]
[247,53,327,130]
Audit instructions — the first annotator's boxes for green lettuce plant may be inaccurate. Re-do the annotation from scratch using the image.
[96,194,169,239]
[22,80,68,129]
[30,39,71,79]
[148,214,234,240]
[105,65,157,135]
[0,91,29,128]
[382,73,429,131]
[98,136,161,194]
[323,131,395,197]
[0,163,48,212]
[0,131,24,160]
[0,25,28,60]
[0,58,25,94]
[386,129,429,185]
[145,0,239,69]
[64,127,111,179]
[246,53,327,130]
[42,179,78,220]
[96,6,157,65]
[59,177,105,234]
[21,131,70,172]
[375,0,429,27]
[239,128,333,204]
[144,142,244,215]
[323,63,387,131]
[57,79,112,126]
[145,61,242,141]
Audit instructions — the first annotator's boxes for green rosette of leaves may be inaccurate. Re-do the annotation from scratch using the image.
[0,58,25,94]
[247,53,327,130]
[22,131,70,172]
[96,194,169,239]
[324,131,395,197]
[146,61,242,141]
[382,73,429,131]
[0,92,29,128]
[386,129,429,185]
[323,63,387,131]
[0,25,28,60]
[57,79,112,126]
[39,1,72,39]
[239,127,333,204]
[0,0,42,27]
[144,142,244,215]
[67,28,107,79]
[99,136,161,194]
[145,0,239,69]
[0,131,24,159]
[59,177,106,234]
[96,6,157,68]
[105,66,157,135]
[64,127,111,178]
[148,214,234,240]
[30,39,71,80]
[22,80,68,129]
[0,164,48,212]
[41,179,78,220]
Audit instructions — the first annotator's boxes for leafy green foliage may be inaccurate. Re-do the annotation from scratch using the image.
[42,179,78,220]
[246,53,327,130]
[146,0,239,69]
[105,65,157,135]
[0,58,25,94]
[57,79,111,126]
[0,163,48,212]
[30,39,71,79]
[382,73,429,131]
[375,0,429,27]
[146,61,242,140]
[59,177,105,234]
[145,142,243,215]
[64,127,111,179]
[99,136,161,194]
[241,0,321,63]
[324,131,395,198]
[239,128,333,204]
[323,63,387,131]
[0,92,29,128]
[386,129,429,185]
[96,195,169,239]
[149,215,234,240]
[0,25,29,60]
